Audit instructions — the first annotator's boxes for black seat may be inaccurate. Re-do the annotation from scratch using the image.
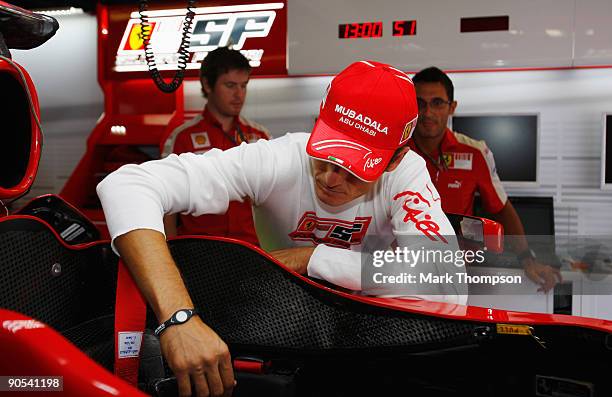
[16,194,100,244]
[1,218,610,396]
[0,216,117,370]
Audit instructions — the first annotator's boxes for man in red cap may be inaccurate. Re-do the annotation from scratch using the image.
[98,60,464,397]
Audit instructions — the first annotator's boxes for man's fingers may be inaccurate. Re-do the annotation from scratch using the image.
[526,267,546,286]
[159,318,234,397]
[218,353,236,397]
[192,368,210,397]
[539,266,562,293]
[203,363,224,397]
[542,277,555,293]
[176,371,193,397]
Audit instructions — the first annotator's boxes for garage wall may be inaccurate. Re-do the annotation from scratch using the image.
[10,12,103,209]
[10,12,612,237]
[224,67,612,236]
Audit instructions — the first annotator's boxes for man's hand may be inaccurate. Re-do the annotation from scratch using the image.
[160,317,235,397]
[269,246,315,274]
[523,259,562,293]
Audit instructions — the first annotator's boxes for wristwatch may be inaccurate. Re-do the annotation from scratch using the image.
[517,248,536,263]
[154,308,199,337]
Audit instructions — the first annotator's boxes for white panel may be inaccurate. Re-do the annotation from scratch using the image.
[580,295,612,321]
[466,267,552,313]
[12,13,103,109]
[560,160,601,187]
[574,0,612,66]
[12,17,612,238]
[8,13,102,210]
[288,0,574,74]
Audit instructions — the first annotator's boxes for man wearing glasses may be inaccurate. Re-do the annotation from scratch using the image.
[408,66,561,293]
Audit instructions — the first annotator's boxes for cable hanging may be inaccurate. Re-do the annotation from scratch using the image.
[138,0,197,93]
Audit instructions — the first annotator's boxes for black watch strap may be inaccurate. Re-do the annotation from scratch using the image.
[155,308,198,337]
[517,249,536,263]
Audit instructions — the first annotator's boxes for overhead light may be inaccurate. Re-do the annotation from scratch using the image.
[35,7,84,17]
[545,29,564,38]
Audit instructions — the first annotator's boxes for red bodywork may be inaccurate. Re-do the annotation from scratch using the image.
[0,308,145,396]
[0,60,41,202]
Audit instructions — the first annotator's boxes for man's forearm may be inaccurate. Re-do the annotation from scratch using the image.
[491,201,529,254]
[163,213,178,238]
[114,229,193,321]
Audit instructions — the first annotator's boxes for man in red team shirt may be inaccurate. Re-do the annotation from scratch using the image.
[408,66,561,292]
[161,47,270,246]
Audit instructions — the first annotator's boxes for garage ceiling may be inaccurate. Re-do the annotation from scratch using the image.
[9,1,141,13]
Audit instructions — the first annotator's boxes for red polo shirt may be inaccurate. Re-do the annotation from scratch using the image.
[161,106,270,246]
[408,129,507,216]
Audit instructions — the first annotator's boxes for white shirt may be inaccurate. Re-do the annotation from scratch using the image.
[97,133,467,304]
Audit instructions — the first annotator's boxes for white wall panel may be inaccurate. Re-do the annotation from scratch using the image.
[200,68,612,236]
[288,0,575,74]
[8,6,612,238]
[9,13,102,210]
[574,0,612,66]
[12,13,103,109]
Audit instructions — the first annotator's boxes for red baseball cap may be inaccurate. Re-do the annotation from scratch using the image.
[307,60,418,182]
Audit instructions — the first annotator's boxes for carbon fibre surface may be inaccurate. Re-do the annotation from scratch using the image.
[168,238,484,356]
[0,217,117,369]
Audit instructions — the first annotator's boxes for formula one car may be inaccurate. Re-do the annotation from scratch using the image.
[3,202,612,397]
[1,2,611,397]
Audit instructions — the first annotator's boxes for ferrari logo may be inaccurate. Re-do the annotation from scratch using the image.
[124,22,155,51]
[443,153,452,167]
[399,116,417,144]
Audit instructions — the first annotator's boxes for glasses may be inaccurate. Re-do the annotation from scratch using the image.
[417,97,452,111]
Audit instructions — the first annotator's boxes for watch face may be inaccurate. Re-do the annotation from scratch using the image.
[175,310,189,323]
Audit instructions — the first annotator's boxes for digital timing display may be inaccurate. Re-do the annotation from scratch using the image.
[338,22,383,39]
[392,20,417,36]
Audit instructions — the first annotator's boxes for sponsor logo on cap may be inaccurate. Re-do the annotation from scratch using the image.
[400,116,417,144]
[335,104,388,137]
[364,157,382,171]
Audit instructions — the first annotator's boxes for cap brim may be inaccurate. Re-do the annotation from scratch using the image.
[306,118,396,182]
